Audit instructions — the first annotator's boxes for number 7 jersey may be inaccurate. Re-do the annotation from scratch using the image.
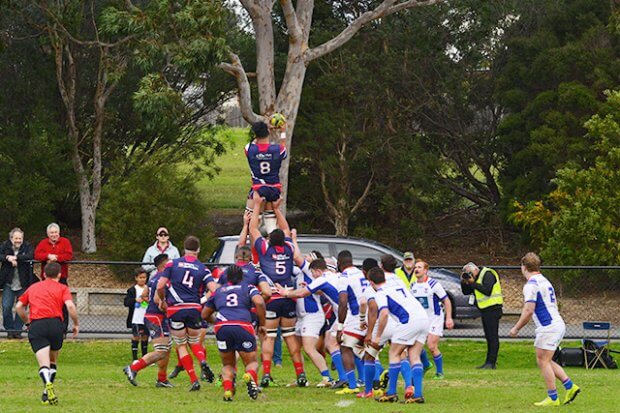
[245,142,287,189]
[162,255,214,305]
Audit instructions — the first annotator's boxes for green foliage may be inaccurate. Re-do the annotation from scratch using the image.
[512,90,620,266]
[98,160,215,267]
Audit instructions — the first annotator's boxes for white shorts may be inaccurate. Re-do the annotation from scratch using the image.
[391,318,430,346]
[372,318,397,347]
[534,325,566,351]
[344,313,367,337]
[428,315,444,337]
[295,312,325,339]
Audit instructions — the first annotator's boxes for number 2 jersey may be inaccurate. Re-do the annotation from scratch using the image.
[523,273,564,332]
[162,255,213,306]
[410,277,448,318]
[245,142,287,189]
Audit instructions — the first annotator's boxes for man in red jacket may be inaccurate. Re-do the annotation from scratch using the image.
[34,223,73,285]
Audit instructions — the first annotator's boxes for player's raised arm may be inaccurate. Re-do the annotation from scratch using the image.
[238,210,252,248]
[271,198,290,237]
[249,193,264,245]
[290,229,305,267]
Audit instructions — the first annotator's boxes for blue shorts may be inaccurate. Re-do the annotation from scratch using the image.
[167,307,202,330]
[131,323,146,337]
[215,324,257,353]
[144,314,170,339]
[266,298,297,319]
[248,186,281,203]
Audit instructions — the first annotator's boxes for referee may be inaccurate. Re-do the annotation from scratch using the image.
[16,262,79,405]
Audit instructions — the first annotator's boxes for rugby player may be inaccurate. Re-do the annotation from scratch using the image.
[245,120,287,235]
[509,252,581,406]
[203,265,267,401]
[123,254,174,388]
[369,267,429,404]
[410,259,454,379]
[154,236,217,391]
[249,194,307,387]
[16,262,79,405]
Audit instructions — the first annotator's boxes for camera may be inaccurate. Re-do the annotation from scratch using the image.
[461,271,473,280]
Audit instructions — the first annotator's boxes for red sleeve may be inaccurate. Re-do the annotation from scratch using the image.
[62,285,73,302]
[56,238,74,262]
[34,239,49,261]
[18,289,30,306]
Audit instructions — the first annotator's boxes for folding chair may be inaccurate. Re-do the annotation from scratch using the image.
[581,321,613,369]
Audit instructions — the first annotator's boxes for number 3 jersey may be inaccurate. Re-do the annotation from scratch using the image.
[245,142,287,189]
[162,255,213,306]
[523,273,564,332]
[410,277,448,318]
[206,283,259,324]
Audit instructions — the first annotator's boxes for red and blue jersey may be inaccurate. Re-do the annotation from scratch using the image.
[207,283,259,324]
[254,237,295,289]
[146,271,167,316]
[161,255,213,306]
[218,262,270,287]
[245,142,287,189]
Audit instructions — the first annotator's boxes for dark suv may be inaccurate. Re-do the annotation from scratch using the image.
[208,234,479,320]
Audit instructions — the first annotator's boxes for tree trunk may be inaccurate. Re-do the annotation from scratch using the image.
[79,181,97,253]
[333,213,349,236]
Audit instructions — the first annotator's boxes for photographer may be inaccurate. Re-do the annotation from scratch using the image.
[460,262,503,369]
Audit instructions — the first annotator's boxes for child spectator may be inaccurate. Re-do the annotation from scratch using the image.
[124,268,149,360]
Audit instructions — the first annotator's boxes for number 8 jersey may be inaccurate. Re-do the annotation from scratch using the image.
[162,255,213,305]
[245,142,287,189]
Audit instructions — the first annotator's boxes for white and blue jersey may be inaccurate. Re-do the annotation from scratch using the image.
[306,271,344,311]
[410,277,448,317]
[295,261,323,317]
[340,266,368,317]
[375,284,428,325]
[523,273,565,333]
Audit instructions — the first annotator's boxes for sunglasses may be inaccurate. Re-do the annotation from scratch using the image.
[157,232,169,237]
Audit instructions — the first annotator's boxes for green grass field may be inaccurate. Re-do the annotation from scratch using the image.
[1,339,617,412]
[197,128,251,209]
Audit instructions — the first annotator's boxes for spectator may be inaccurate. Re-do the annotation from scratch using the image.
[142,227,180,278]
[124,268,149,361]
[1,228,35,338]
[395,251,416,288]
[34,223,73,285]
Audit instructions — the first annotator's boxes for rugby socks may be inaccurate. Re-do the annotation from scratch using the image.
[180,355,198,382]
[39,366,51,385]
[411,363,423,398]
[434,353,444,375]
[330,351,347,381]
[387,363,400,395]
[374,360,384,380]
[363,360,375,394]
[420,349,431,369]
[293,362,304,376]
[346,370,357,389]
[50,363,57,383]
[141,340,148,357]
[223,379,234,392]
[320,370,331,380]
[130,358,148,372]
[131,340,139,360]
[548,389,558,401]
[562,378,574,390]
[158,371,167,382]
[247,369,258,384]
[354,355,364,383]
[400,360,411,389]
[190,343,206,363]
[262,359,272,376]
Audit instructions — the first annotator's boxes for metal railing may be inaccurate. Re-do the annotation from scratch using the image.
[1,261,618,339]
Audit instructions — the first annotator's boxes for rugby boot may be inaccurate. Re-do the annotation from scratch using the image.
[404,385,414,399]
[123,366,138,386]
[244,373,259,400]
[45,382,58,405]
[533,397,560,407]
[404,396,425,404]
[223,390,234,402]
[335,386,360,395]
[189,381,201,392]
[168,365,184,379]
[378,370,389,390]
[376,393,398,403]
[329,379,348,389]
[296,372,308,387]
[200,362,215,383]
[155,380,174,388]
[563,385,581,405]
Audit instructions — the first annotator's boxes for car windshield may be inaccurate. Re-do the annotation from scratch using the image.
[333,242,398,266]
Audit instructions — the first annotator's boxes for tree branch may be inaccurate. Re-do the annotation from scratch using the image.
[280,0,302,43]
[218,53,262,124]
[350,171,374,215]
[304,0,441,62]
[319,167,338,218]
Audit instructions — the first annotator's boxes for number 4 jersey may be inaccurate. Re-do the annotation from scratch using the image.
[162,255,214,305]
[245,142,287,189]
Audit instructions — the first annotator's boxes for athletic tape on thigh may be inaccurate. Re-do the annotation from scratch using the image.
[281,327,296,338]
[170,321,185,331]
[364,345,381,359]
[266,328,278,338]
[187,335,200,344]
[172,335,188,345]
[154,343,171,352]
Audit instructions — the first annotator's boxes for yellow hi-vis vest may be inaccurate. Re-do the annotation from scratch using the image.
[395,266,415,289]
[474,267,503,309]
